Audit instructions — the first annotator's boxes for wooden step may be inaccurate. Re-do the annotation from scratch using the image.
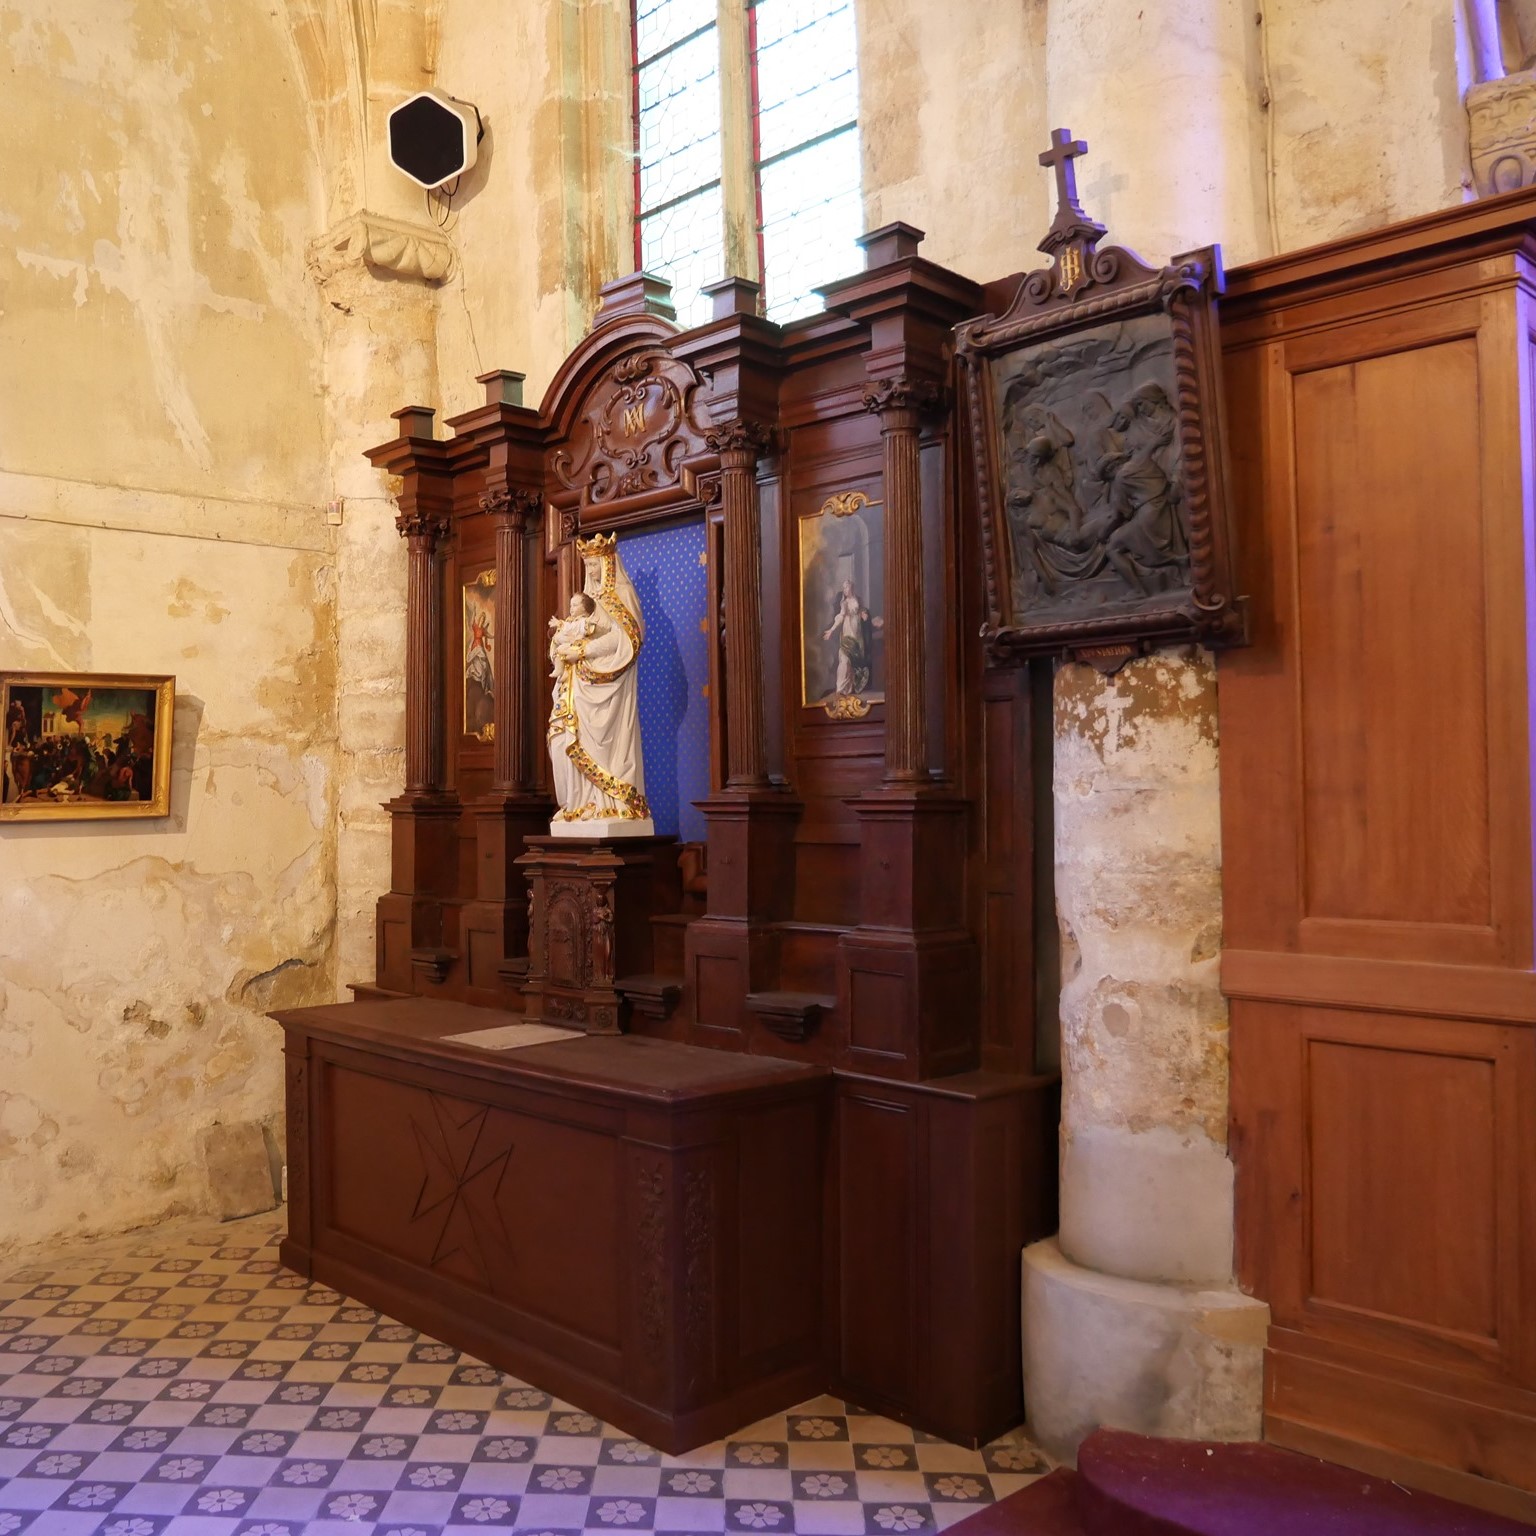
[615,973,683,1023]
[948,1432,1531,1536]
[744,990,834,1044]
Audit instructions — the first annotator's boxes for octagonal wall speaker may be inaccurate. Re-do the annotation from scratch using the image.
[388,88,482,191]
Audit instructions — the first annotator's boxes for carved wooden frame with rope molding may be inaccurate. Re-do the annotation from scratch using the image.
[956,128,1247,670]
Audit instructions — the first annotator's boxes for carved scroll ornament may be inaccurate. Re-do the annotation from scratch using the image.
[552,350,715,505]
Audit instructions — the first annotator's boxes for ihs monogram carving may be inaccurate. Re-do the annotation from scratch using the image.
[552,349,714,505]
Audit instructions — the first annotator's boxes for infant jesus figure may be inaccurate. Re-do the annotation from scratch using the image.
[548,591,600,671]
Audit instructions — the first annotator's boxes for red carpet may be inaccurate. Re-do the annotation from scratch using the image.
[951,1430,1532,1535]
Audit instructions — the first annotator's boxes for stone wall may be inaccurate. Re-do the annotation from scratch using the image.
[0,0,338,1252]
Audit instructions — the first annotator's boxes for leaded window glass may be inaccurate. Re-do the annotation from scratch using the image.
[635,0,726,329]
[752,0,862,322]
[631,0,862,327]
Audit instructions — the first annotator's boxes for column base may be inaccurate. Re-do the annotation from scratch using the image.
[1021,1237,1268,1464]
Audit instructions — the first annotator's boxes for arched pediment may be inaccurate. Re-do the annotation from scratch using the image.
[538,315,714,510]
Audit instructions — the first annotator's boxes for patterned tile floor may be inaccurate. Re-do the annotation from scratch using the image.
[0,1212,1051,1536]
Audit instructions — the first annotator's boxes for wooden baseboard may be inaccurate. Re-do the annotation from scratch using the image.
[1266,1346,1536,1525]
[1267,1418,1536,1527]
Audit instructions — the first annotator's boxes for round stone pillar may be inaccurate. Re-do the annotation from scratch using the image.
[1023,0,1271,1462]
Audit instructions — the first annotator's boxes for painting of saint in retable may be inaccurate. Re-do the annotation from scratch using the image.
[462,571,495,742]
[799,491,884,718]
[992,312,1191,625]
[1,674,174,820]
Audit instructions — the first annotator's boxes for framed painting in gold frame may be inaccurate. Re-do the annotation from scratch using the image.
[1,672,175,821]
[463,569,495,743]
[798,488,885,721]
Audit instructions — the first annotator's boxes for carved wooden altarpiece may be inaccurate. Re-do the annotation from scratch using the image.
[957,129,1246,670]
[276,238,1061,1454]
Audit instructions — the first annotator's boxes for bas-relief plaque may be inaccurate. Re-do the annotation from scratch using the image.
[958,129,1246,668]
[798,489,885,720]
[994,314,1185,620]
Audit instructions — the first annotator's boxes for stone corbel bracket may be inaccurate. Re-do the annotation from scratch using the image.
[307,211,457,286]
[1468,71,1536,196]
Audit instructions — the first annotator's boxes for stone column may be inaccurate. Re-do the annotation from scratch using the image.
[1023,0,1270,1464]
[707,419,774,791]
[307,216,451,995]
[864,378,945,787]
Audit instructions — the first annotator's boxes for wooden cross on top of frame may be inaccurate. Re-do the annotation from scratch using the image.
[1037,128,1106,299]
[954,128,1247,668]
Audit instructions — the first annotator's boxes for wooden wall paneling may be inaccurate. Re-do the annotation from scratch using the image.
[831,1071,1057,1446]
[835,1084,920,1408]
[1219,195,1536,1515]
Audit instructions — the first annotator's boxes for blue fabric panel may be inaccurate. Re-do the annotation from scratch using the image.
[622,520,710,843]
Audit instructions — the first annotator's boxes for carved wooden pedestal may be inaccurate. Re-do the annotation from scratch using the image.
[460,792,554,1001]
[377,794,462,993]
[519,836,680,1033]
[838,792,977,1080]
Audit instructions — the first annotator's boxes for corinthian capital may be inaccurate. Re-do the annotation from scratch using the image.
[479,487,543,526]
[863,377,951,419]
[394,506,451,543]
[705,419,775,463]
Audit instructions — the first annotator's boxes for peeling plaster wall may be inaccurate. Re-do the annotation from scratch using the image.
[0,0,337,1253]
[854,0,1050,281]
[434,0,633,414]
[1264,0,1473,250]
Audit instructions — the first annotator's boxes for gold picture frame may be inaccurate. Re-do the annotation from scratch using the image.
[1,672,175,821]
[798,488,885,719]
[463,569,496,743]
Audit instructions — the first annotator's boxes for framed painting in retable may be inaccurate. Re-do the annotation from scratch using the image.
[1,673,174,820]
[463,569,495,742]
[799,490,885,719]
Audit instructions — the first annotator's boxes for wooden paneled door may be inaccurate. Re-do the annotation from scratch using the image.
[1218,190,1536,1523]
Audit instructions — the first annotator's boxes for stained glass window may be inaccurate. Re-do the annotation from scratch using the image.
[751,0,862,321]
[634,0,726,329]
[631,0,862,328]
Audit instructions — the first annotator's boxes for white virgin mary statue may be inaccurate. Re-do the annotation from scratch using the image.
[546,532,654,838]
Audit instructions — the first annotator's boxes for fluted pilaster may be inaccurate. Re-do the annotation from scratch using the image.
[864,378,947,786]
[397,506,450,795]
[706,419,774,789]
[481,487,542,792]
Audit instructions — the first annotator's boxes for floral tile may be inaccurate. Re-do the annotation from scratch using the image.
[0,1213,1051,1536]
